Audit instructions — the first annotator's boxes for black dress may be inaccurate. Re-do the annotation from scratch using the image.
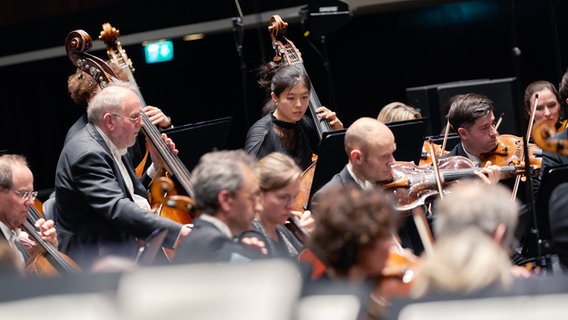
[244,113,319,171]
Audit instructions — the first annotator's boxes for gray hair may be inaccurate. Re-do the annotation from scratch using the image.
[86,82,138,124]
[191,149,257,214]
[433,180,519,249]
[0,154,28,191]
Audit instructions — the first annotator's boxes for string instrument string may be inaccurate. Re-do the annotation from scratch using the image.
[99,23,195,200]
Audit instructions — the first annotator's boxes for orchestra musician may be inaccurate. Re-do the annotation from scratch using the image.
[377,101,421,123]
[0,154,59,276]
[173,150,268,264]
[411,180,532,298]
[532,71,568,267]
[523,80,564,133]
[253,152,315,258]
[42,63,175,220]
[303,184,399,320]
[535,71,568,196]
[244,62,343,171]
[522,80,563,197]
[53,84,191,270]
[442,93,502,184]
[66,64,173,174]
[310,117,429,256]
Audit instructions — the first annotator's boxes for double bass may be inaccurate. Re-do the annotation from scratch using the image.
[65,27,195,261]
[268,15,333,213]
[23,206,81,276]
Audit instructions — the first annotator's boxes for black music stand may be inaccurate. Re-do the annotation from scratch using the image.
[308,129,348,206]
[163,117,232,171]
[386,118,428,165]
[135,228,168,266]
[521,164,568,269]
[307,118,427,208]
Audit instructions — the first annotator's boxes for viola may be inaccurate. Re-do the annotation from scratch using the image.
[383,156,537,211]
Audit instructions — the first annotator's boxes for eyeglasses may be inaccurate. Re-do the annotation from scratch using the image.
[13,190,38,202]
[112,112,144,122]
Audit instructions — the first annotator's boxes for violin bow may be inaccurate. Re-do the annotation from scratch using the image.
[440,119,450,156]
[511,94,539,200]
[408,138,440,255]
[495,112,505,131]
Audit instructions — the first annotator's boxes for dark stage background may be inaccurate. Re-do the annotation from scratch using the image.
[1,0,567,193]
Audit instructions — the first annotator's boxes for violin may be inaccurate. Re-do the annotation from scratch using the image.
[419,141,450,166]
[480,134,542,169]
[373,241,420,303]
[532,119,568,156]
[383,156,537,211]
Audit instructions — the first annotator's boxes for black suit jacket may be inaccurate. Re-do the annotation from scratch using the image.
[173,217,263,264]
[310,165,359,210]
[54,123,182,268]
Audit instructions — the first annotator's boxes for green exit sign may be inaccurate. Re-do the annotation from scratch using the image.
[144,41,174,64]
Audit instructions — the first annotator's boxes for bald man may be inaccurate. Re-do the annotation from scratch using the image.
[312,117,397,200]
[310,117,432,255]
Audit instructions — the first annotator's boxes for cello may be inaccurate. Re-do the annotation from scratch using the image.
[65,27,195,261]
[268,15,334,212]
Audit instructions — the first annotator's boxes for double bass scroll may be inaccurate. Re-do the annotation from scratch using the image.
[65,30,120,87]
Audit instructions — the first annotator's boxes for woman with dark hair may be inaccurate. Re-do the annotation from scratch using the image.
[244,62,343,171]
